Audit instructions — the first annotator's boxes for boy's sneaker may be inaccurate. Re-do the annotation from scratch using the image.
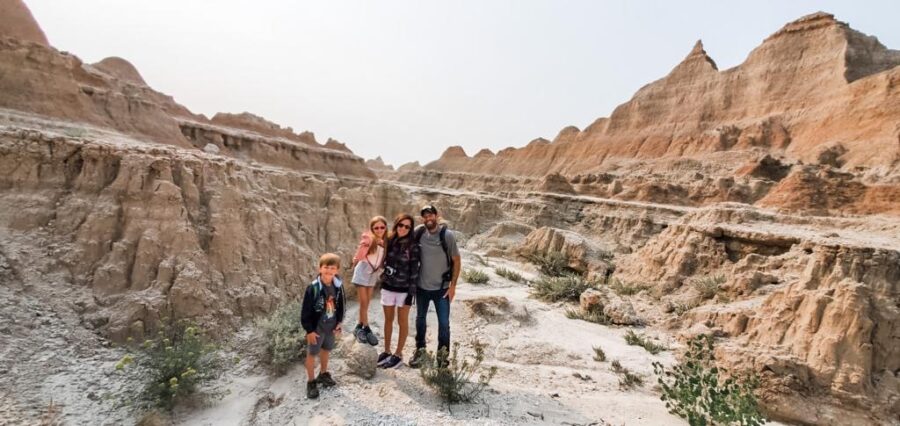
[376,351,391,366]
[363,326,378,346]
[407,349,427,369]
[306,380,319,399]
[381,355,402,369]
[316,371,336,388]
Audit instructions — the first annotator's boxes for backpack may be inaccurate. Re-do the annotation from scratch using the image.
[415,224,453,280]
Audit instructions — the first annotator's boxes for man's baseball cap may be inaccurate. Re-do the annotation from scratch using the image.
[420,204,438,216]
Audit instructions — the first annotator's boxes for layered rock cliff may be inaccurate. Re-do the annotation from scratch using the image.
[420,12,900,215]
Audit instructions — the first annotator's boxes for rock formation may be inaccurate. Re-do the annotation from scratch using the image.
[418,12,900,215]
[0,0,48,46]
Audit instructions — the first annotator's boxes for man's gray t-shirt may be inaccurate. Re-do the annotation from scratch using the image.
[417,225,460,291]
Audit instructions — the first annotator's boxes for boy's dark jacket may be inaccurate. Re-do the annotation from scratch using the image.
[300,276,346,333]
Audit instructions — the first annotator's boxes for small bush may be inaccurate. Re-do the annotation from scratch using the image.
[624,330,667,355]
[592,346,606,362]
[673,300,700,316]
[525,251,578,277]
[463,269,490,284]
[260,301,306,374]
[117,320,221,410]
[691,275,726,300]
[463,296,510,319]
[530,274,595,303]
[653,334,766,426]
[609,279,647,296]
[611,360,643,389]
[566,304,611,325]
[419,341,498,404]
[494,267,523,283]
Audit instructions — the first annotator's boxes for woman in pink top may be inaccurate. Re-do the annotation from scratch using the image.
[350,216,387,345]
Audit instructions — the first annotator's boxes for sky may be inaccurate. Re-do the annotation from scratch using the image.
[26,1,900,167]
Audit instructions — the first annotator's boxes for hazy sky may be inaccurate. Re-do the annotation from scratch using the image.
[26,1,900,167]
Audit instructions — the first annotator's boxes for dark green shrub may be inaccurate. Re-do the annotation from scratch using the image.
[260,301,306,374]
[419,341,498,404]
[653,334,766,426]
[565,304,611,325]
[530,274,595,303]
[525,251,578,277]
[592,346,606,362]
[494,267,523,283]
[624,330,667,355]
[116,320,221,410]
[462,268,490,284]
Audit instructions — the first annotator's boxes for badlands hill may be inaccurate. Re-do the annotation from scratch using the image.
[0,2,898,425]
[416,12,900,215]
[427,12,900,174]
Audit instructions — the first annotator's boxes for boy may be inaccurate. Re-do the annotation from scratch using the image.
[300,253,345,399]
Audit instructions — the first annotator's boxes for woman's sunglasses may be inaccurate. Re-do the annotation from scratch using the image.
[372,225,386,230]
[396,223,412,230]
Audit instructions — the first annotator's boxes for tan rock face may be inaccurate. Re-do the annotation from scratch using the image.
[0,0,49,46]
[420,12,900,214]
[0,125,400,340]
[92,57,148,86]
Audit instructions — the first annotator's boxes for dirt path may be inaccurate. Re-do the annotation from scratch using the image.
[174,251,684,425]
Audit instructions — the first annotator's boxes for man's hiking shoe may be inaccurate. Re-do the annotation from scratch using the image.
[377,351,391,366]
[407,349,427,369]
[381,355,402,369]
[307,380,319,399]
[316,371,336,388]
[364,326,378,346]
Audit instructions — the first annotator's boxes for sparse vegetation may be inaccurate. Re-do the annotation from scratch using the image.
[592,346,606,362]
[463,296,510,319]
[463,268,490,284]
[525,251,579,277]
[116,320,221,410]
[494,266,524,283]
[260,301,306,374]
[653,334,766,426]
[419,341,498,404]
[565,304,611,325]
[673,300,701,316]
[624,330,667,355]
[609,278,648,296]
[611,360,643,389]
[530,274,596,303]
[691,275,726,300]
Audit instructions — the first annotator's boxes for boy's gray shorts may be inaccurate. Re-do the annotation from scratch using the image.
[307,331,336,356]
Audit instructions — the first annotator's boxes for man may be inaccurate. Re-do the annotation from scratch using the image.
[408,204,461,368]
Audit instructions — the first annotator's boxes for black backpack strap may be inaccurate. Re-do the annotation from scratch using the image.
[414,225,426,243]
[439,225,452,269]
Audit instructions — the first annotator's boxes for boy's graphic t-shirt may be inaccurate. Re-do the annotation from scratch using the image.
[316,283,338,333]
[324,292,335,319]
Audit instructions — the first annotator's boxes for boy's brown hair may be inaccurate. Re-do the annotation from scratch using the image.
[318,252,341,268]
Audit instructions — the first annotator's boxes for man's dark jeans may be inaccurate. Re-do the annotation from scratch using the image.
[415,288,451,353]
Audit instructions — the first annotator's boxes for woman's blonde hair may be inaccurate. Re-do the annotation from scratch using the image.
[367,216,387,255]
